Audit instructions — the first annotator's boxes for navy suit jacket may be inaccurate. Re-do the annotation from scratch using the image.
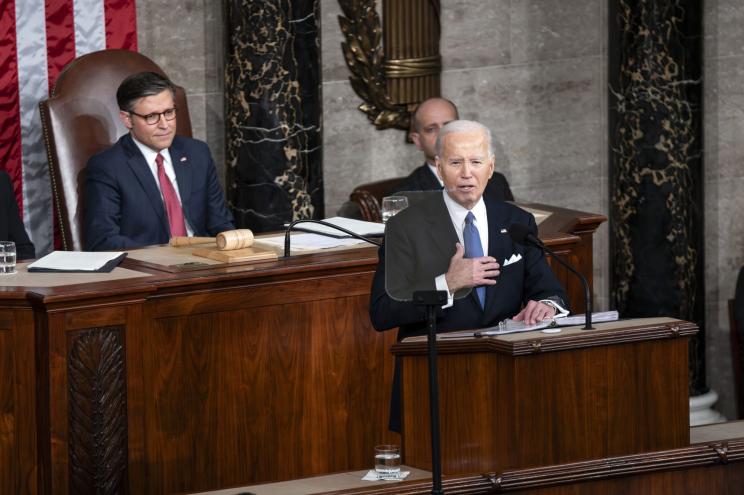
[370,192,566,337]
[388,164,515,202]
[0,171,35,260]
[369,192,567,431]
[84,134,235,251]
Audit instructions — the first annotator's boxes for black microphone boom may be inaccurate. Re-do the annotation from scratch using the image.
[283,219,381,257]
[509,223,594,330]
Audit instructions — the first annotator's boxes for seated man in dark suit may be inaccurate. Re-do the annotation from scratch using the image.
[389,97,514,202]
[84,72,234,251]
[371,120,567,431]
[0,171,35,260]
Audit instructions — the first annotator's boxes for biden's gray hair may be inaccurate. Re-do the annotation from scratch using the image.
[434,120,494,158]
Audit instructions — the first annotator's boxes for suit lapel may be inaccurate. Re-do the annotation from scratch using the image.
[170,138,192,221]
[122,135,169,234]
[483,198,513,320]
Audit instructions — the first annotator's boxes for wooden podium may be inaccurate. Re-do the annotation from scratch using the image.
[392,318,697,474]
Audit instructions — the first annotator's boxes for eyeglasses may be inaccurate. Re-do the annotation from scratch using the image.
[129,107,177,125]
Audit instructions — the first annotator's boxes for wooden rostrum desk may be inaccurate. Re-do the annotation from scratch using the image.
[393,318,696,475]
[1,245,397,495]
[0,203,604,495]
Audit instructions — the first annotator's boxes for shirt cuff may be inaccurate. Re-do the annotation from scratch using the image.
[540,299,569,318]
[435,274,454,309]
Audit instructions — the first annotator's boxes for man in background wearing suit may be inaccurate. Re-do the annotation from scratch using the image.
[371,120,566,431]
[0,171,35,260]
[84,72,234,251]
[389,97,514,202]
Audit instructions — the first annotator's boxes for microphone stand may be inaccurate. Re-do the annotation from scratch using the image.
[413,290,447,495]
[530,238,593,330]
[283,219,381,257]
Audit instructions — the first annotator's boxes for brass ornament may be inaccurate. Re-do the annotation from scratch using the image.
[337,0,410,130]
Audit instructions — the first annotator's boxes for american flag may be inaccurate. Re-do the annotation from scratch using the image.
[0,0,137,255]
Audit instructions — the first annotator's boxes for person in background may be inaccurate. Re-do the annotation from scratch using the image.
[0,171,35,260]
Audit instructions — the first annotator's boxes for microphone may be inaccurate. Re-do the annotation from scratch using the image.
[283,219,381,257]
[509,223,594,330]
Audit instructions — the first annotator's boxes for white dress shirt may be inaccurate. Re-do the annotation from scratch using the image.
[131,136,194,236]
[433,190,568,317]
[434,190,488,307]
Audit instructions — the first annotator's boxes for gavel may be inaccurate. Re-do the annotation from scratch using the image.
[169,229,254,251]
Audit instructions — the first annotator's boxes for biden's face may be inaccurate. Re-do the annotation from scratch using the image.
[435,130,494,210]
[119,89,176,152]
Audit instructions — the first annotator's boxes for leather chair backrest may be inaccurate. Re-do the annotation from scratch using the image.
[349,178,404,222]
[39,49,192,251]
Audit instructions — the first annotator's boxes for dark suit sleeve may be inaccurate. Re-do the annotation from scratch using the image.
[202,149,235,235]
[84,156,140,251]
[1,172,35,260]
[521,214,569,310]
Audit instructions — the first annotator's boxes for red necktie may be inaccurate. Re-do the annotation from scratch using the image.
[155,153,187,237]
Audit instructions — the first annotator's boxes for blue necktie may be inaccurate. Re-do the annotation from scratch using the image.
[463,212,485,308]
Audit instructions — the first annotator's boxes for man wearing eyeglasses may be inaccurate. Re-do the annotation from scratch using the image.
[84,71,234,250]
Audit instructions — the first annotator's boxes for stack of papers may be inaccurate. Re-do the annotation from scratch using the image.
[436,311,620,339]
[258,233,367,251]
[27,251,127,273]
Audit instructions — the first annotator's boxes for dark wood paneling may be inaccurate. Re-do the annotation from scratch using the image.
[398,325,691,474]
[0,309,38,495]
[140,274,398,493]
[0,325,15,495]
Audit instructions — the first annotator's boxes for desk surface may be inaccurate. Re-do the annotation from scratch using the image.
[188,467,431,495]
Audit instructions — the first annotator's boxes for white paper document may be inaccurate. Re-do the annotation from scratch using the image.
[257,233,367,251]
[27,251,126,272]
[289,216,385,238]
[361,469,411,481]
[435,311,620,339]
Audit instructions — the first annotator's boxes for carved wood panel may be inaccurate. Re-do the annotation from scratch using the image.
[67,326,128,494]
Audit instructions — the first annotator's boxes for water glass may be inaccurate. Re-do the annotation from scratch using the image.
[381,196,408,223]
[374,444,401,478]
[0,241,16,275]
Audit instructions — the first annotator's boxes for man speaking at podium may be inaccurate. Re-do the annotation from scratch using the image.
[370,120,568,431]
[84,72,234,251]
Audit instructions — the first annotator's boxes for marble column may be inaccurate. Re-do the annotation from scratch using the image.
[609,1,708,398]
[225,0,323,232]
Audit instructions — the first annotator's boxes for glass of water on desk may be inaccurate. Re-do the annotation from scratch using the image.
[0,241,16,275]
[374,444,401,478]
[381,196,408,223]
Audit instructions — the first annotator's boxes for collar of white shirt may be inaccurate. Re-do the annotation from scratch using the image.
[441,189,488,252]
[130,135,194,236]
[131,134,174,182]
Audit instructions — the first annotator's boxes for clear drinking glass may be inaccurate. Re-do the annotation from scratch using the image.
[374,444,401,478]
[0,241,17,275]
[381,196,408,223]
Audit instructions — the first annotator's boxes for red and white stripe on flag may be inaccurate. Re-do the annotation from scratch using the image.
[0,0,136,255]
